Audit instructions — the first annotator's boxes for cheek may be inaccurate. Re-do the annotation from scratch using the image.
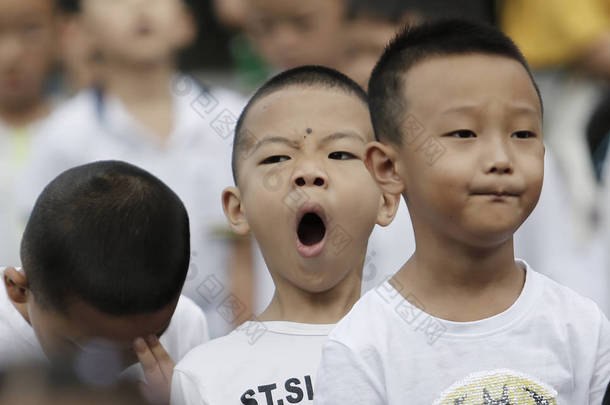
[242,181,290,236]
[88,16,128,45]
[334,174,381,227]
[405,158,466,200]
[523,158,545,205]
[154,7,184,36]
[28,308,65,356]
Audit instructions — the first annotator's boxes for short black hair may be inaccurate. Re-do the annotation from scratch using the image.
[21,161,190,316]
[232,65,368,184]
[368,19,543,144]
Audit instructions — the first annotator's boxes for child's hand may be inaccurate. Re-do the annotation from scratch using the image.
[133,335,175,405]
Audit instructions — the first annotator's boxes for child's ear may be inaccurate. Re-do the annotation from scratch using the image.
[365,141,405,196]
[222,187,251,236]
[376,190,401,227]
[4,267,29,305]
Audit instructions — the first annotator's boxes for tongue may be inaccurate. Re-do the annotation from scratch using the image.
[297,213,326,246]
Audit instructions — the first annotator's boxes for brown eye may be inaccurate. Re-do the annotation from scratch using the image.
[447,130,476,138]
[261,155,290,164]
[328,151,357,160]
[512,131,536,139]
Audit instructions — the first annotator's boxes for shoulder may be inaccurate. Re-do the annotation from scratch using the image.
[173,75,247,120]
[158,296,210,363]
[528,267,608,333]
[33,90,101,149]
[171,295,209,330]
[43,90,99,131]
[534,269,603,315]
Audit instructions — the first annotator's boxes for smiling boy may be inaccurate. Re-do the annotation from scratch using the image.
[170,66,398,405]
[315,20,610,404]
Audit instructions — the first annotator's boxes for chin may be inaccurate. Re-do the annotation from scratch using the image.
[293,271,343,295]
[464,229,516,249]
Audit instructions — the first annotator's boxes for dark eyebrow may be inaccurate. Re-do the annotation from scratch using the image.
[440,103,540,117]
[439,104,481,115]
[251,136,301,154]
[319,132,367,146]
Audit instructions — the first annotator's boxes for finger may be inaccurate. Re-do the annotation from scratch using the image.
[146,335,175,382]
[138,381,167,405]
[133,337,166,387]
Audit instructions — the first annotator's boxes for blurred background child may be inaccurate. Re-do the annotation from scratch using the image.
[0,0,60,267]
[18,0,253,339]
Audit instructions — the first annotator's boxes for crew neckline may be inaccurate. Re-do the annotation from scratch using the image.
[237,320,335,336]
[381,259,540,338]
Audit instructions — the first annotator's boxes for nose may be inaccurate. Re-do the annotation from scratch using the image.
[292,160,328,188]
[484,138,513,175]
[487,160,513,175]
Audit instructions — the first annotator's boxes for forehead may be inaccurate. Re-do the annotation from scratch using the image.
[403,54,542,119]
[56,298,177,344]
[0,0,55,18]
[250,0,340,16]
[346,19,399,49]
[245,87,373,142]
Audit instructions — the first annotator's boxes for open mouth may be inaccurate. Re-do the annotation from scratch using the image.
[297,213,326,246]
[295,204,328,258]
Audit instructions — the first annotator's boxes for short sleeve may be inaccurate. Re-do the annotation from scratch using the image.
[315,338,385,405]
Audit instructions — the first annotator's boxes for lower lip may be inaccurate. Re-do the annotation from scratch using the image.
[474,194,518,200]
[296,236,326,258]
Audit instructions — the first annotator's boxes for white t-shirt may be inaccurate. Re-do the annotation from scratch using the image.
[315,260,610,404]
[19,76,247,337]
[0,268,210,376]
[171,321,334,405]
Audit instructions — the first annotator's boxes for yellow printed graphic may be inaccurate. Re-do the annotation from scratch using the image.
[433,369,558,404]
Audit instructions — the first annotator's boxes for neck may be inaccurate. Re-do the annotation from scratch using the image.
[103,60,175,106]
[0,99,51,128]
[395,218,525,321]
[259,268,363,324]
[412,230,518,289]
